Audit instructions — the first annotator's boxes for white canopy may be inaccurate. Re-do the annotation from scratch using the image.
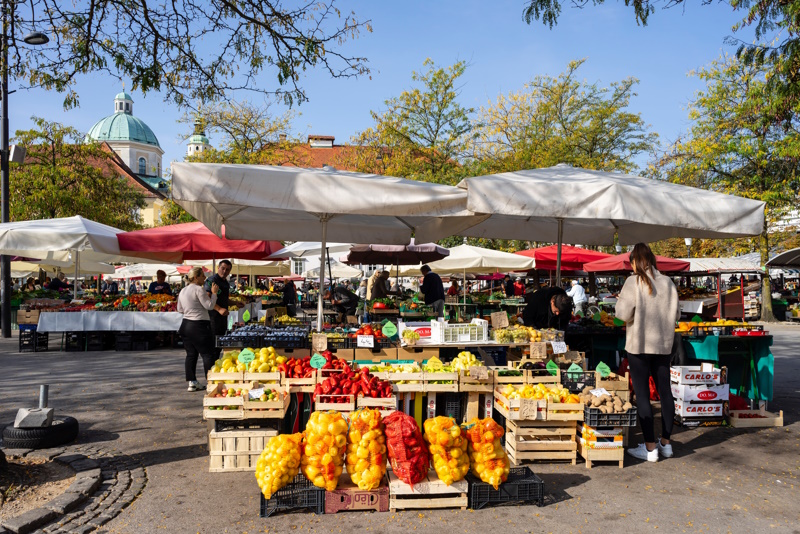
[457,164,766,245]
[302,261,363,279]
[111,264,181,280]
[13,259,116,276]
[679,257,762,274]
[268,242,355,260]
[767,248,800,268]
[187,259,291,277]
[398,245,534,276]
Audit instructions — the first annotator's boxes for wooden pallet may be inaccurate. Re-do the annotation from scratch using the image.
[506,419,578,465]
[387,469,468,512]
[577,439,624,469]
[283,372,318,393]
[727,409,784,428]
[208,427,278,472]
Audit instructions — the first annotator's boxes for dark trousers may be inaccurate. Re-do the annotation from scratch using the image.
[208,310,228,358]
[180,319,215,382]
[628,352,675,443]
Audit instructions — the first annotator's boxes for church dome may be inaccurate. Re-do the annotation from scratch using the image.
[85,92,161,148]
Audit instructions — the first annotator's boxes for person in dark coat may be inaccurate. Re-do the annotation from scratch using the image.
[523,286,572,330]
[326,285,359,319]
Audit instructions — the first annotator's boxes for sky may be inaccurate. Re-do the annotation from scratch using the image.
[8,1,757,176]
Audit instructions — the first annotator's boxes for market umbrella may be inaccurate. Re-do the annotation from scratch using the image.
[0,216,173,303]
[170,162,479,329]
[117,222,284,266]
[302,260,363,279]
[185,259,290,277]
[343,240,450,291]
[515,245,612,272]
[583,252,690,273]
[267,241,355,285]
[111,264,181,280]
[766,248,800,268]
[456,163,765,284]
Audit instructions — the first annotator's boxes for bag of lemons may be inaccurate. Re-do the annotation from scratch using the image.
[255,433,303,499]
[346,408,387,490]
[423,416,469,485]
[301,411,348,491]
[463,417,510,489]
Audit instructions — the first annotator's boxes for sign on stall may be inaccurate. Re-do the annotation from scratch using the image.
[490,311,509,329]
[311,333,328,352]
[550,341,567,354]
[357,335,375,348]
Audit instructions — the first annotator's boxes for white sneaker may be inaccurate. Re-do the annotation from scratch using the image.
[657,438,673,458]
[187,380,200,392]
[627,443,658,462]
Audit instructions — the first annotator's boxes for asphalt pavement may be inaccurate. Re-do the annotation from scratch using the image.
[0,324,798,534]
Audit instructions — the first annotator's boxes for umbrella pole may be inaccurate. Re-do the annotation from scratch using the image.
[556,218,564,287]
[317,219,328,331]
[73,250,79,299]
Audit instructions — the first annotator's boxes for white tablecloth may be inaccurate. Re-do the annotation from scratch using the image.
[37,311,184,332]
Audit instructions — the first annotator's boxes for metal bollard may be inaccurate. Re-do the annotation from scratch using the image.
[38,384,49,409]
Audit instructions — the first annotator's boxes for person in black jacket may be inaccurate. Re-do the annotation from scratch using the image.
[325,285,359,320]
[282,280,297,317]
[503,274,514,297]
[420,265,445,318]
[523,286,572,330]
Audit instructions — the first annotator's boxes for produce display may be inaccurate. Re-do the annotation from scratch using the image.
[578,388,632,414]
[500,383,581,403]
[248,347,285,374]
[351,323,392,341]
[313,365,393,402]
[370,298,396,310]
[255,433,303,499]
[423,416,470,485]
[422,356,456,384]
[212,352,247,375]
[276,314,302,325]
[450,351,484,372]
[301,411,348,491]
[278,356,317,379]
[366,363,422,386]
[463,417,510,489]
[384,412,430,487]
[401,329,421,344]
[493,325,543,343]
[205,386,245,410]
[345,409,387,490]
[676,319,751,333]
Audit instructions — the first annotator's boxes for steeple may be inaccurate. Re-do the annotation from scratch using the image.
[114,84,134,115]
[187,117,211,157]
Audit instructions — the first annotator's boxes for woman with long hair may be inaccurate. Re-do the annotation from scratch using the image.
[177,267,219,392]
[616,243,681,462]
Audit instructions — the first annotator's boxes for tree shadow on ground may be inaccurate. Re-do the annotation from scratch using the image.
[538,472,591,506]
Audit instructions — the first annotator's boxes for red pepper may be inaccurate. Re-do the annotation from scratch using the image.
[321,381,332,394]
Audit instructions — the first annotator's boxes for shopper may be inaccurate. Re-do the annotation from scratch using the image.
[616,243,681,463]
[447,279,460,297]
[566,280,588,315]
[24,278,37,291]
[513,278,525,296]
[148,270,172,295]
[177,267,219,392]
[205,260,232,357]
[325,285,359,320]
[366,270,389,301]
[48,272,70,292]
[420,265,445,318]
[282,279,297,317]
[356,279,367,299]
[503,275,514,297]
[522,285,572,330]
[101,276,119,296]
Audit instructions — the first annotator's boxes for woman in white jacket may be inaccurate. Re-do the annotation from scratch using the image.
[615,243,681,463]
[177,267,219,392]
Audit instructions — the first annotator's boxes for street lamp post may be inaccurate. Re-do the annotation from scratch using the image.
[1,2,48,337]
[685,237,693,259]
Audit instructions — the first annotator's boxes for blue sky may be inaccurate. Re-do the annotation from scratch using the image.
[9,1,754,175]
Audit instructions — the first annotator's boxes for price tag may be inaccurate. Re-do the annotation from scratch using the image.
[346,315,359,325]
[470,366,489,380]
[546,359,560,376]
[381,322,397,337]
[357,335,375,348]
[490,311,509,329]
[242,309,251,322]
[550,341,567,354]
[237,349,255,364]
[566,363,584,380]
[248,388,265,399]
[311,333,328,352]
[519,398,538,420]
[596,362,611,378]
[309,353,327,369]
[590,388,610,397]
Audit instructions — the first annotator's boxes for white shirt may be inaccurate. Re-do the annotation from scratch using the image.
[177,284,217,321]
[566,284,587,305]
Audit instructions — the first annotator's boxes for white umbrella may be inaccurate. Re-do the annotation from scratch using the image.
[186,259,290,277]
[0,216,171,298]
[457,163,766,284]
[171,163,480,329]
[13,259,116,275]
[111,264,181,280]
[302,261,363,279]
[268,242,355,259]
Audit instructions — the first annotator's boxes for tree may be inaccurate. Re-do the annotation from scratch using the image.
[342,59,475,184]
[10,117,146,230]
[158,199,196,226]
[470,59,657,174]
[653,55,800,321]
[522,0,800,128]
[12,0,371,108]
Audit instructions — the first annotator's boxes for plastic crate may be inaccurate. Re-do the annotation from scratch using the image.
[115,341,133,351]
[19,331,36,353]
[18,324,38,332]
[132,341,154,351]
[430,319,489,344]
[259,474,326,517]
[467,467,544,509]
[325,338,352,350]
[583,406,638,427]
[561,371,596,393]
[439,393,462,421]
[65,332,86,352]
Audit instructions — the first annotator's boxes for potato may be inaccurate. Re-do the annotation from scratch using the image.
[591,397,603,407]
[622,402,632,411]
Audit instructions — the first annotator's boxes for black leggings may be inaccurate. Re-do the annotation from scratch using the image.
[180,319,216,382]
[628,353,675,443]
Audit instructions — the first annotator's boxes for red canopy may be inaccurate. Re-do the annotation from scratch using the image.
[583,253,690,273]
[117,222,283,262]
[175,265,211,275]
[516,245,612,271]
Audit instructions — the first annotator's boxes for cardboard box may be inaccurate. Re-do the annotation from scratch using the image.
[17,310,40,324]
[325,474,389,514]
[671,383,729,402]
[674,398,725,418]
[670,365,721,386]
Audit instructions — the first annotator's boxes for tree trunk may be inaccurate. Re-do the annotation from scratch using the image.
[759,227,776,322]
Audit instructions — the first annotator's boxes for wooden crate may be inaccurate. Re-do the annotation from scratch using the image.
[317,367,350,383]
[397,346,439,362]
[463,391,494,422]
[526,369,561,385]
[577,439,624,469]
[275,348,311,358]
[315,394,356,412]
[282,372,318,393]
[354,347,399,362]
[242,390,290,419]
[546,401,584,422]
[423,371,459,393]
[595,372,630,392]
[727,409,784,428]
[388,469,468,512]
[208,427,278,472]
[493,388,547,421]
[357,396,397,410]
[243,371,281,384]
[203,384,245,420]
[206,370,245,383]
[505,419,578,465]
[490,367,527,386]
[386,372,424,393]
[459,369,494,393]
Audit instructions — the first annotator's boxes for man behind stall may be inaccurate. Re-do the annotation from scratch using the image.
[523,285,572,330]
[204,260,232,357]
[148,270,172,295]
[326,285,359,321]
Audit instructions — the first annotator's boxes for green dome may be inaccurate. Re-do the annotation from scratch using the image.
[189,133,210,145]
[115,91,133,101]
[86,113,161,147]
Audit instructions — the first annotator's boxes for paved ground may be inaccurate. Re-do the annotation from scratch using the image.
[1,325,799,534]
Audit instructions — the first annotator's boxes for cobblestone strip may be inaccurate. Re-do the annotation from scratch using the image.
[0,444,147,534]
